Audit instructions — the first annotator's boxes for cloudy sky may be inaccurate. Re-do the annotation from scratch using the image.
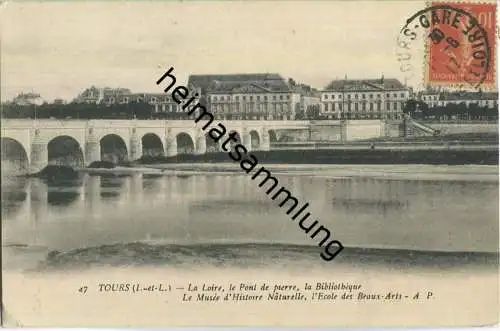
[1,0,429,102]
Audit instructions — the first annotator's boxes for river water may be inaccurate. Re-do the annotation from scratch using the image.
[2,164,498,272]
[2,164,499,326]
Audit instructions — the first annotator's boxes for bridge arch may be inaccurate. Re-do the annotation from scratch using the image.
[268,129,278,143]
[1,137,29,174]
[100,134,128,163]
[142,133,164,157]
[227,130,242,151]
[176,132,195,155]
[47,135,85,168]
[205,133,221,153]
[249,130,260,150]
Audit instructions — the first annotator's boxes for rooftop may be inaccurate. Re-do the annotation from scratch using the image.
[323,78,406,91]
[188,73,291,94]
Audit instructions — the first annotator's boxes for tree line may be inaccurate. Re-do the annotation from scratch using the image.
[0,102,169,120]
[1,99,497,121]
[404,100,498,121]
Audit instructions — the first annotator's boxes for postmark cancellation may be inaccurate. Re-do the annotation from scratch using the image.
[400,0,497,91]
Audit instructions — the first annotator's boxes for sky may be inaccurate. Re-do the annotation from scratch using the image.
[0,0,431,102]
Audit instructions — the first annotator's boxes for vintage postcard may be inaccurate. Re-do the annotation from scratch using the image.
[1,0,498,327]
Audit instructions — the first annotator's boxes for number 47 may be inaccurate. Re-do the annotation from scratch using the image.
[78,286,88,294]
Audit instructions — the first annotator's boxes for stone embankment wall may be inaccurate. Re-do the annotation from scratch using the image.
[276,121,498,143]
[280,120,387,142]
[428,123,498,134]
[275,121,344,142]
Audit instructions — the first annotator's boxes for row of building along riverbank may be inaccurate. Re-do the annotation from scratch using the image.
[3,74,499,122]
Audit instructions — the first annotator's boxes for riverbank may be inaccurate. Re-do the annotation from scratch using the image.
[134,148,498,166]
[75,163,500,183]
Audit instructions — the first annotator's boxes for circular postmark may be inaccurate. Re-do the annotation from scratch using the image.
[396,3,494,90]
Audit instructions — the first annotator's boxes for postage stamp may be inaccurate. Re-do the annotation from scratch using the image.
[398,1,497,90]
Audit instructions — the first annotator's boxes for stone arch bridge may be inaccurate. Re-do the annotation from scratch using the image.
[1,119,310,173]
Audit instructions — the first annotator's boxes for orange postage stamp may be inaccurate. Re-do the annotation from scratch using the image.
[399,1,497,90]
[427,2,496,88]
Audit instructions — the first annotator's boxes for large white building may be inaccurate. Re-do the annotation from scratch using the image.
[320,77,410,120]
[187,74,300,120]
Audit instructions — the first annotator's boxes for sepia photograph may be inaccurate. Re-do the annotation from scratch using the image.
[1,0,498,327]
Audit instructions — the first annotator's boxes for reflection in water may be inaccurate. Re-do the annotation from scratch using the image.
[1,177,28,218]
[2,168,499,260]
[98,174,126,199]
[46,178,83,206]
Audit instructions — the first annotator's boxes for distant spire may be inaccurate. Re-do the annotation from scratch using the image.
[344,74,347,81]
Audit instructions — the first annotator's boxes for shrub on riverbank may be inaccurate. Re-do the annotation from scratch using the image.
[33,165,80,180]
[88,161,115,169]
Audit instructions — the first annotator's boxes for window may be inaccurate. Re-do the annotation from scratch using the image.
[393,102,398,110]
[264,96,268,101]
[273,95,277,100]
[386,93,390,97]
[324,95,328,100]
[243,96,246,101]
[249,96,253,101]
[355,94,359,99]
[386,102,390,110]
[354,103,359,111]
[280,95,283,100]
[324,103,329,111]
[347,94,351,99]
[369,94,373,99]
[257,95,260,101]
[362,94,366,99]
[393,93,397,98]
[401,93,405,97]
[213,96,217,101]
